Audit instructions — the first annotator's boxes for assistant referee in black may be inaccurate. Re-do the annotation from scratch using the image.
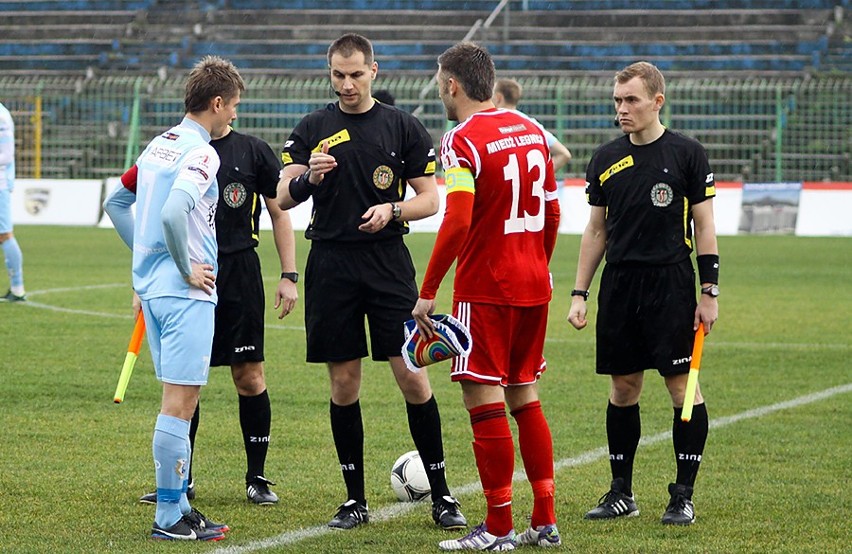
[567,61,720,526]
[277,33,467,532]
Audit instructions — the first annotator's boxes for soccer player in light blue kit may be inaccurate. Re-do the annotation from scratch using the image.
[0,101,26,302]
[492,79,572,173]
[103,55,245,542]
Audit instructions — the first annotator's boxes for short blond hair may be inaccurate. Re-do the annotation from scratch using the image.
[494,78,522,106]
[184,55,245,114]
[615,61,666,97]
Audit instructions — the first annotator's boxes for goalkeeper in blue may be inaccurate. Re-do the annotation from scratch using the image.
[103,55,244,542]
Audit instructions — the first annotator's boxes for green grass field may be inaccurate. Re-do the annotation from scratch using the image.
[0,226,849,554]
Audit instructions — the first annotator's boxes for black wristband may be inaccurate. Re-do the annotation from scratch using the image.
[697,254,719,284]
[280,271,299,283]
[571,289,590,301]
[288,171,315,203]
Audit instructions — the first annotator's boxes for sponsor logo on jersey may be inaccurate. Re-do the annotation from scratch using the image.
[187,166,209,181]
[161,131,180,141]
[651,182,674,207]
[425,160,436,174]
[599,155,634,185]
[498,123,527,134]
[223,182,247,208]
[705,173,716,196]
[313,129,351,152]
[373,165,394,190]
[147,145,181,165]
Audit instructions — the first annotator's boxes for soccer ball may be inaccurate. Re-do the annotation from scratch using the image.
[390,450,431,502]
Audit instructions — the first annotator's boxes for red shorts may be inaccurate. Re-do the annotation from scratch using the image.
[450,301,549,386]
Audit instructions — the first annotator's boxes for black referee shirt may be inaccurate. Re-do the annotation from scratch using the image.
[282,101,436,242]
[585,130,716,265]
[212,129,282,255]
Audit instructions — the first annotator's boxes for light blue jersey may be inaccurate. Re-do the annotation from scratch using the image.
[508,108,559,150]
[133,117,220,303]
[0,101,15,233]
[0,102,14,194]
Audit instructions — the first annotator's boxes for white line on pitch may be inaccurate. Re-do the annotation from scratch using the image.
[16,286,850,348]
[210,382,852,554]
[17,284,308,330]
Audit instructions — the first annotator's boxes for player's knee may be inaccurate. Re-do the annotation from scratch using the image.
[610,375,642,405]
[396,371,431,403]
[231,361,265,394]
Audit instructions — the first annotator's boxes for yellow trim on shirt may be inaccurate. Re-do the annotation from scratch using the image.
[683,197,692,249]
[312,129,351,153]
[599,155,634,185]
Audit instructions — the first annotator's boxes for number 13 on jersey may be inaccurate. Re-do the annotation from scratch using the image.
[503,150,546,235]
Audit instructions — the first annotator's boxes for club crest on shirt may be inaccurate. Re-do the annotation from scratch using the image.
[223,182,247,208]
[373,165,394,190]
[650,182,674,207]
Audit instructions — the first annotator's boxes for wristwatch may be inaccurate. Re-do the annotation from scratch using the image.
[280,272,299,283]
[571,289,590,301]
[391,202,402,220]
[700,284,720,298]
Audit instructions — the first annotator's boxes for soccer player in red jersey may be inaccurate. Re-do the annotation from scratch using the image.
[412,42,562,551]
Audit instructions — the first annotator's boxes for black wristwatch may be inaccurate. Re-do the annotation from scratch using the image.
[391,202,402,220]
[571,289,590,301]
[700,284,720,298]
[280,272,299,283]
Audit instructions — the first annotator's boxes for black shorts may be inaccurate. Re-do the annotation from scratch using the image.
[304,237,417,363]
[595,259,696,376]
[210,248,265,367]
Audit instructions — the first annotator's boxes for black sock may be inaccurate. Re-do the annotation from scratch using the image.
[188,401,199,484]
[330,399,365,504]
[406,395,450,500]
[239,389,271,482]
[673,403,708,489]
[606,402,641,495]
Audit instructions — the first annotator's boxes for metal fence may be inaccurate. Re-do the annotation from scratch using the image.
[1,74,849,182]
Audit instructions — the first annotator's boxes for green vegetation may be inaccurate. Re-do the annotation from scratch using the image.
[0,227,848,553]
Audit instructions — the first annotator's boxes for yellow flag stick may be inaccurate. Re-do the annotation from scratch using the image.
[113,311,145,404]
[681,322,705,422]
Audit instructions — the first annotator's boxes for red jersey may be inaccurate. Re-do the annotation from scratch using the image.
[420,108,560,306]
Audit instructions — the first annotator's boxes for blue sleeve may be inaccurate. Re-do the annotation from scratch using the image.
[103,184,136,249]
[161,188,195,278]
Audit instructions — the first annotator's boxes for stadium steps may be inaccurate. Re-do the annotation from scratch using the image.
[0,0,152,10]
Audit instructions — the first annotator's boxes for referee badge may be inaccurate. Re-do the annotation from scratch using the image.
[651,182,674,207]
[372,165,394,190]
[223,182,247,208]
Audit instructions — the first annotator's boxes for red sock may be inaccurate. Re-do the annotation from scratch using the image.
[469,402,514,535]
[511,400,556,527]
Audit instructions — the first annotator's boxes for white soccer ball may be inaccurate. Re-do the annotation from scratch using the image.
[390,450,431,502]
